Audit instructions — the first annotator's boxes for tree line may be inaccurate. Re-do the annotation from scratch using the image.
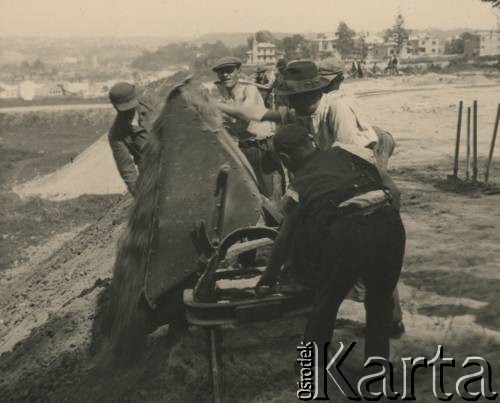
[130,20,381,72]
[131,5,496,73]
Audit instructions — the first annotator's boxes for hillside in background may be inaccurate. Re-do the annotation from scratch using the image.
[0,36,184,65]
[0,27,492,69]
[190,32,293,47]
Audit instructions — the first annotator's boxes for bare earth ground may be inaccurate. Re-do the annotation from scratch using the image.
[1,73,500,402]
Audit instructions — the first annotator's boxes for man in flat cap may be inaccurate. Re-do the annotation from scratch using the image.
[256,123,405,370]
[212,56,278,199]
[108,82,152,197]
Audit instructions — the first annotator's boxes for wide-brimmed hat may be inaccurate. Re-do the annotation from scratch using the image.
[109,82,139,111]
[256,66,266,73]
[212,56,242,72]
[318,56,344,78]
[275,60,330,96]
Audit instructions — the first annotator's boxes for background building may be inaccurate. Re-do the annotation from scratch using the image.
[311,33,338,57]
[464,31,500,57]
[246,38,278,65]
[0,82,19,99]
[408,35,444,57]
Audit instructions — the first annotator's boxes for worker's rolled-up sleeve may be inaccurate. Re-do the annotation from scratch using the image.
[108,133,138,196]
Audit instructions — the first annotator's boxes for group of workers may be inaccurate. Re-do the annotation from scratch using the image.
[106,55,406,366]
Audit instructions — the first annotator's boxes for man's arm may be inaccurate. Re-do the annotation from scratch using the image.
[108,134,138,196]
[216,102,282,123]
[376,166,401,211]
[256,201,300,291]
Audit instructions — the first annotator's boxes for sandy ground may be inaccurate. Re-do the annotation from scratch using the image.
[1,74,500,402]
[14,134,126,200]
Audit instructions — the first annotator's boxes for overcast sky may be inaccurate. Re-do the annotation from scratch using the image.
[0,0,498,37]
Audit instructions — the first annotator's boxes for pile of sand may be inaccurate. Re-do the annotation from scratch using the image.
[14,134,126,201]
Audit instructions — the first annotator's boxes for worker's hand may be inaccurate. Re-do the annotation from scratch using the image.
[255,284,274,298]
[386,186,401,211]
[391,189,401,211]
[255,272,277,298]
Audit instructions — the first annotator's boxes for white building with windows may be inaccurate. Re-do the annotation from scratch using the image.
[246,38,278,65]
[311,33,338,56]
[0,82,19,99]
[408,35,443,57]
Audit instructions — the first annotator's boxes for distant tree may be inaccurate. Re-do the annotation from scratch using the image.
[231,44,248,61]
[355,37,369,59]
[280,34,310,60]
[20,60,30,71]
[336,22,356,59]
[255,30,275,44]
[461,32,476,41]
[32,59,46,71]
[247,30,277,50]
[444,37,465,55]
[198,41,231,67]
[384,13,411,55]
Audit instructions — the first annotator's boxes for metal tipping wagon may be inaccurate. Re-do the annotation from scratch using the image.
[137,74,312,402]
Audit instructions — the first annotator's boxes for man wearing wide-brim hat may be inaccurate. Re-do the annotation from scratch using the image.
[108,82,152,197]
[318,57,396,170]
[217,59,388,165]
[211,56,278,199]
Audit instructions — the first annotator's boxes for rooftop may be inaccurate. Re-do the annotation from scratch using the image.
[256,42,276,48]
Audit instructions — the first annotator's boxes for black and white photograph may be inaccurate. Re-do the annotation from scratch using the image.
[0,0,499,401]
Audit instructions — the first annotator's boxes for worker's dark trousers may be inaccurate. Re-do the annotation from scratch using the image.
[303,205,405,360]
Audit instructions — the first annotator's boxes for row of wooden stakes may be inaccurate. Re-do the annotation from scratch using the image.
[452,101,500,184]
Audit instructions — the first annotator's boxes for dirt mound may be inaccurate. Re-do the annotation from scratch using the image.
[14,135,126,201]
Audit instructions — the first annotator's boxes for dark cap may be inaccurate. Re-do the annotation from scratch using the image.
[109,82,139,111]
[273,124,313,154]
[212,56,242,72]
[256,66,266,73]
[275,60,330,96]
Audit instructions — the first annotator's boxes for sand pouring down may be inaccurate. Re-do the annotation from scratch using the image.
[13,134,127,201]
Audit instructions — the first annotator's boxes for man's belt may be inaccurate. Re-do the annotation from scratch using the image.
[335,189,393,217]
